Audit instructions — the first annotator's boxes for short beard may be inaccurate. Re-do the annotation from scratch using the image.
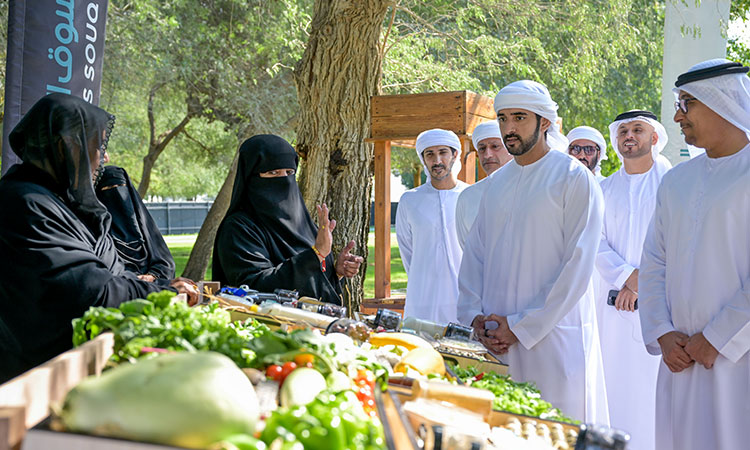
[430,155,456,180]
[619,140,651,160]
[507,117,541,156]
[584,155,599,171]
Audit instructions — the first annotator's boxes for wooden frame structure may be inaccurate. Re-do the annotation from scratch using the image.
[365,91,496,308]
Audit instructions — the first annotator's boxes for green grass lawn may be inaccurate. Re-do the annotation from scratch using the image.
[164,234,211,281]
[165,229,406,299]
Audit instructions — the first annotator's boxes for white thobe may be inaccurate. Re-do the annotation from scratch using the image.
[455,178,491,250]
[640,144,750,450]
[596,161,670,450]
[396,181,468,324]
[457,150,609,424]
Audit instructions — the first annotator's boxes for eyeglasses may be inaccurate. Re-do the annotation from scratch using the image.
[568,145,599,156]
[674,98,696,114]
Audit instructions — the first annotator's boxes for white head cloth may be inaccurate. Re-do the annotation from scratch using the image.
[607,111,668,161]
[566,126,608,175]
[673,58,750,143]
[471,121,503,149]
[415,128,462,180]
[493,80,568,152]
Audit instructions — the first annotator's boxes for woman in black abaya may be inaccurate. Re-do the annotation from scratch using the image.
[96,165,175,282]
[212,135,363,305]
[0,94,197,382]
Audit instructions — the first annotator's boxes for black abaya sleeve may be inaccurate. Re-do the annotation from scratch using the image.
[140,203,176,279]
[213,214,341,304]
[0,180,172,382]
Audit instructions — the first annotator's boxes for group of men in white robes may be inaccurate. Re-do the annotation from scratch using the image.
[395,58,750,449]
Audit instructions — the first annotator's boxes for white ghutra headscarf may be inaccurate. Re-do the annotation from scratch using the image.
[607,110,668,161]
[471,121,503,149]
[566,126,608,175]
[674,58,750,151]
[493,80,568,153]
[415,128,462,180]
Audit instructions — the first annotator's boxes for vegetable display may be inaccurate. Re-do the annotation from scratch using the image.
[261,390,385,450]
[450,364,577,424]
[72,291,338,372]
[60,351,259,449]
[73,291,260,367]
[64,292,578,449]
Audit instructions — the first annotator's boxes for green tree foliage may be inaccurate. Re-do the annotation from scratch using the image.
[391,146,424,189]
[729,0,750,65]
[381,0,666,176]
[102,0,310,198]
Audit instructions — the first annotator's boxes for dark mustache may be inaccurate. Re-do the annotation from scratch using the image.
[504,134,521,142]
[431,164,446,170]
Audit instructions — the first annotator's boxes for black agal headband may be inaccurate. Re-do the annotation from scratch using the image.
[675,62,749,87]
[613,110,658,122]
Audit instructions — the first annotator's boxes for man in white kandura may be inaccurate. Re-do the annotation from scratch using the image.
[455,120,512,248]
[597,109,671,450]
[567,126,608,182]
[640,59,750,450]
[457,80,609,424]
[396,129,468,324]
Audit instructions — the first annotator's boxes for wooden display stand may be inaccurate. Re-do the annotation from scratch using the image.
[366,91,495,309]
[0,333,114,450]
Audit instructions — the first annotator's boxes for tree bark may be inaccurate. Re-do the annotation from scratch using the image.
[294,0,392,313]
[181,150,240,281]
[413,166,422,187]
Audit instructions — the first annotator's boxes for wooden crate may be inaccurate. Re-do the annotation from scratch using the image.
[370,91,496,140]
[0,333,114,450]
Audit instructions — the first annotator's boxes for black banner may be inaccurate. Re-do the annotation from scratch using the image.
[2,0,109,175]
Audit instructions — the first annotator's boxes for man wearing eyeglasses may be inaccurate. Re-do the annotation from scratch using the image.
[566,126,608,181]
[593,109,671,450]
[639,59,750,450]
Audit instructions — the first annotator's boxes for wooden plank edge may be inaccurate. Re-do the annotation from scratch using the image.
[0,332,114,449]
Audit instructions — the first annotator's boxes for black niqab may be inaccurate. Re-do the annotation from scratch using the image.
[213,135,341,304]
[227,134,317,250]
[96,165,176,280]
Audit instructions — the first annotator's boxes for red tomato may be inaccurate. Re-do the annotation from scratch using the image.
[266,364,283,381]
[280,361,297,381]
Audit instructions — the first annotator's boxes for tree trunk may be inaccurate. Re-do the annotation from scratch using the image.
[136,83,193,198]
[413,166,422,187]
[294,0,392,314]
[181,150,240,281]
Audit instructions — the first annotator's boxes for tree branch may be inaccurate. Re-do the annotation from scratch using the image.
[181,129,211,153]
